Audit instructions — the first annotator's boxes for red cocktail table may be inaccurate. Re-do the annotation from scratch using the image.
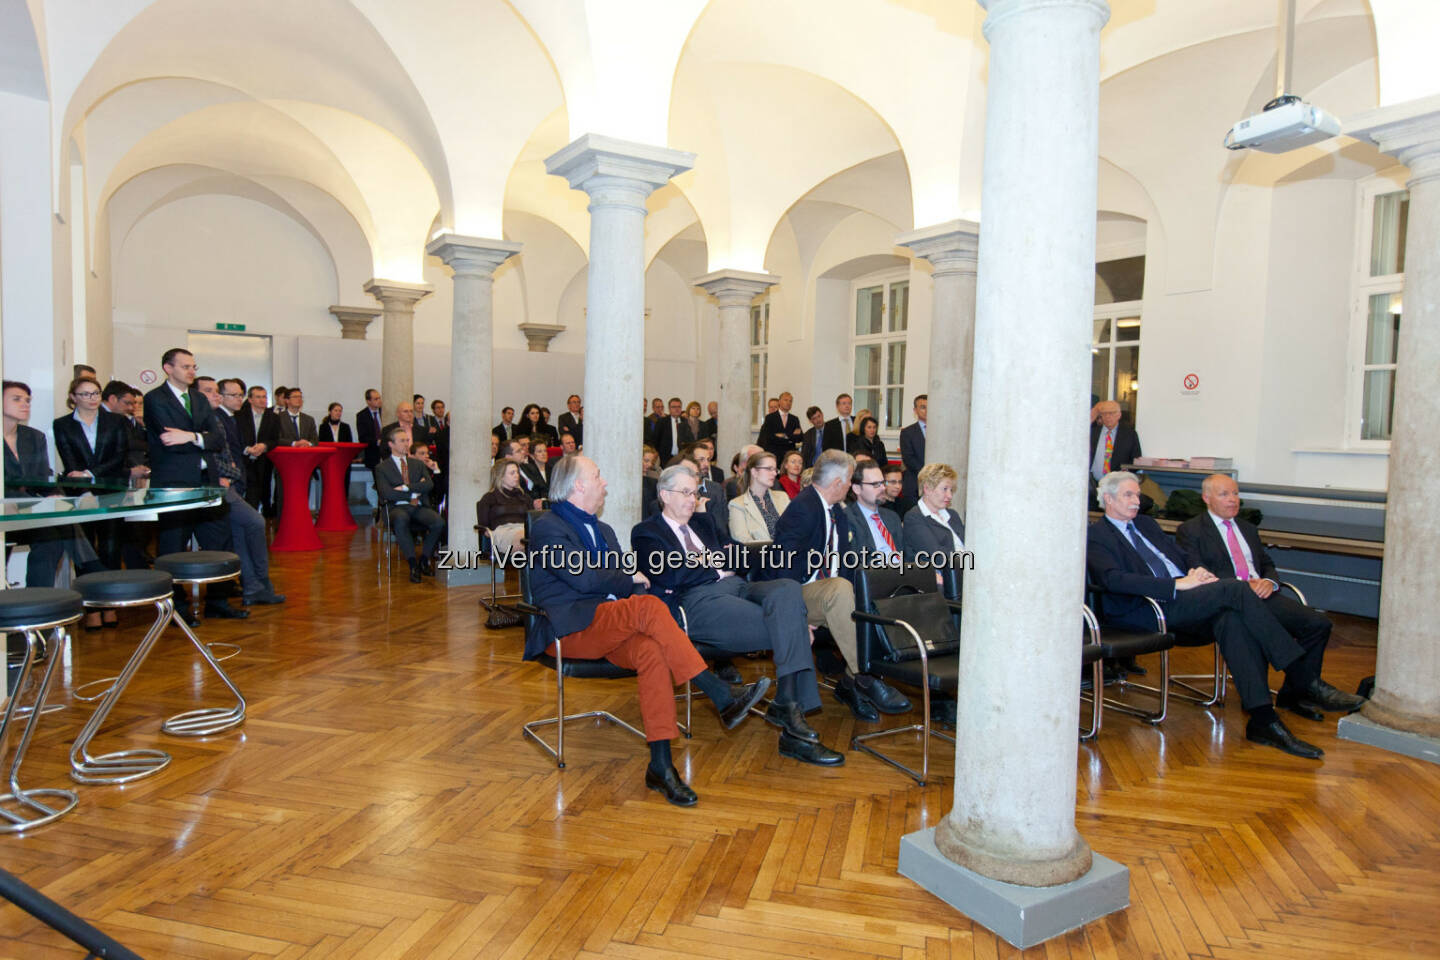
[315,442,364,531]
[266,446,329,551]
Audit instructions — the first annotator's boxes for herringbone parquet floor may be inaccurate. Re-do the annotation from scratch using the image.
[1,525,1436,959]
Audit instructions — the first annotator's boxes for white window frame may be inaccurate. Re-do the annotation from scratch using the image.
[749,299,770,429]
[1345,173,1408,449]
[1091,301,1143,422]
[849,268,910,436]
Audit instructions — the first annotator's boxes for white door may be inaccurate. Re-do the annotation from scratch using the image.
[186,332,272,396]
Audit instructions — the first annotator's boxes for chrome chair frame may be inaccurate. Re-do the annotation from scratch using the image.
[1079,606,1108,740]
[160,569,247,736]
[0,612,81,833]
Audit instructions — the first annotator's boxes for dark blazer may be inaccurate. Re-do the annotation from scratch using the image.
[275,410,319,446]
[520,422,558,448]
[700,416,717,441]
[383,419,431,449]
[143,382,223,486]
[799,424,825,468]
[902,506,966,561]
[53,409,129,483]
[214,408,248,494]
[1088,422,1141,475]
[844,501,903,560]
[318,420,353,443]
[631,510,744,622]
[854,434,887,465]
[516,458,548,501]
[1176,513,1277,583]
[3,424,53,488]
[557,412,583,446]
[492,420,519,443]
[821,418,853,453]
[767,484,848,582]
[527,510,637,653]
[237,406,280,450]
[696,473,729,537]
[899,421,926,501]
[374,454,434,507]
[124,417,148,469]
[758,410,802,457]
[1085,514,1184,631]
[356,407,386,467]
[650,416,693,458]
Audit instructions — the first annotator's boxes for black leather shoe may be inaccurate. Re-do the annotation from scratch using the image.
[1246,719,1324,759]
[1119,657,1147,677]
[1301,678,1366,714]
[408,561,422,584]
[855,675,912,715]
[930,698,957,731]
[833,676,880,722]
[713,662,743,685]
[419,557,434,577]
[645,764,698,806]
[1274,692,1325,722]
[204,603,249,620]
[718,677,771,730]
[243,592,287,606]
[779,731,845,766]
[767,701,819,741]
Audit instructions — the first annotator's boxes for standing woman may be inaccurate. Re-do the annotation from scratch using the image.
[853,416,887,466]
[318,402,353,442]
[54,376,130,573]
[683,401,704,444]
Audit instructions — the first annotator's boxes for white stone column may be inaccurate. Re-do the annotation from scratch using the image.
[941,0,1109,887]
[694,269,778,460]
[897,221,979,514]
[328,305,382,340]
[364,279,432,421]
[546,135,694,546]
[425,235,522,585]
[1344,98,1440,744]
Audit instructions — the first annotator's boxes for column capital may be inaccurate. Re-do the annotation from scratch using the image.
[545,134,695,201]
[363,278,433,306]
[897,220,981,277]
[328,305,382,340]
[1347,94,1440,187]
[979,0,1110,36]
[517,322,566,352]
[693,268,779,306]
[425,234,523,276]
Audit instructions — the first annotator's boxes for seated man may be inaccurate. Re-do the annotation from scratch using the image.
[529,455,769,806]
[633,465,844,767]
[767,449,912,722]
[374,424,445,583]
[844,460,903,564]
[1088,471,1364,759]
[1177,473,1346,722]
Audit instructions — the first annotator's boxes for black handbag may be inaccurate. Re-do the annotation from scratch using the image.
[481,598,522,629]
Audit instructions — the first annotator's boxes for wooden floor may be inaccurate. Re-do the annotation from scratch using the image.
[2,525,1437,960]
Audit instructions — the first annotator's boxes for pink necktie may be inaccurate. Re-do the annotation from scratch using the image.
[1224,520,1250,580]
[679,524,701,554]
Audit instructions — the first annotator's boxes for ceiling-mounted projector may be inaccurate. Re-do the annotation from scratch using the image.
[1224,95,1341,153]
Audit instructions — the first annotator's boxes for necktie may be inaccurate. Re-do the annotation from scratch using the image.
[1224,520,1251,580]
[679,524,701,554]
[1103,429,1114,473]
[292,415,300,437]
[670,419,679,454]
[181,391,191,415]
[871,513,896,554]
[400,458,409,486]
[1127,522,1171,580]
[811,429,821,464]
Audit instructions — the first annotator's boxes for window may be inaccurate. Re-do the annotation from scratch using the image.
[1091,256,1144,424]
[1350,184,1408,443]
[750,300,769,427]
[851,272,909,431]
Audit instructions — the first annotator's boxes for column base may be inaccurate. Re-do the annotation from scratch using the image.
[900,827,1128,949]
[437,564,498,588]
[1338,712,1440,765]
[936,815,1092,886]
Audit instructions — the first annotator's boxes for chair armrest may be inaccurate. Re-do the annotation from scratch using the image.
[1081,604,1102,648]
[677,606,689,634]
[944,600,963,614]
[1143,596,1166,633]
[1278,580,1308,606]
[516,602,544,618]
[852,610,900,627]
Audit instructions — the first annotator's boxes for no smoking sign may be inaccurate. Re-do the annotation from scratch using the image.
[1182,372,1200,395]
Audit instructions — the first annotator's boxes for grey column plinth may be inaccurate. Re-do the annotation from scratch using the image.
[899,827,1129,949]
[437,563,498,588]
[1337,713,1440,765]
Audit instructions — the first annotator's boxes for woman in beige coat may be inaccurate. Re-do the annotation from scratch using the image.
[728,450,791,543]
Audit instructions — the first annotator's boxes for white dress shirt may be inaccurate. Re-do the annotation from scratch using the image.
[917,499,964,552]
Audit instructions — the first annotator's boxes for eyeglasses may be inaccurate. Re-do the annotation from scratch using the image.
[666,488,699,499]
[221,392,243,399]
[73,392,101,400]
[855,480,885,488]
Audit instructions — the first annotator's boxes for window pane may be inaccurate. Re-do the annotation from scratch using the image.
[762,303,770,344]
[1361,370,1395,440]
[1370,191,1409,277]
[854,344,881,386]
[1093,318,1111,344]
[1364,293,1401,365]
[889,281,909,332]
[856,286,883,335]
[885,388,904,431]
[750,306,761,346]
[1091,347,1109,403]
[1095,256,1146,305]
[855,389,881,421]
[1114,316,1141,343]
[752,390,762,426]
[1113,345,1139,417]
[886,342,906,385]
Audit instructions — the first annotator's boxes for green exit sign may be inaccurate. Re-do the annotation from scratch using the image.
[215,323,246,332]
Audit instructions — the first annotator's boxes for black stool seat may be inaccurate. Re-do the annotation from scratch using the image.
[0,588,83,628]
[73,570,175,604]
[535,654,636,680]
[154,551,241,580]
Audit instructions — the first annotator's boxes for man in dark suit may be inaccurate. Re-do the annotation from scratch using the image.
[685,444,729,537]
[1088,471,1363,759]
[528,455,769,805]
[757,391,803,458]
[142,349,247,621]
[237,385,279,512]
[557,394,584,447]
[385,404,430,449]
[1089,400,1141,483]
[211,378,284,605]
[548,432,580,483]
[844,460,903,565]
[768,449,911,721]
[898,394,927,504]
[102,382,154,566]
[274,387,318,446]
[799,406,826,468]
[356,388,386,469]
[632,465,843,766]
[694,437,724,484]
[700,401,718,442]
[651,396,693,460]
[1176,473,1342,721]
[374,424,445,583]
[821,393,855,453]
[492,405,519,444]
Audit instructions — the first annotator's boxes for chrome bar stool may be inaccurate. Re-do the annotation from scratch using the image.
[152,552,247,736]
[68,569,179,784]
[0,588,83,833]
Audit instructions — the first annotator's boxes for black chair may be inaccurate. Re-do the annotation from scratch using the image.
[1083,581,1177,725]
[849,563,960,786]
[517,512,644,767]
[1078,613,1109,740]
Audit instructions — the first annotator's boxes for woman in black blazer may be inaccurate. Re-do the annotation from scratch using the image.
[318,402,354,442]
[901,462,967,562]
[854,416,888,466]
[54,377,130,575]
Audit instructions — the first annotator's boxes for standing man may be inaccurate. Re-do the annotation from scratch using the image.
[686,444,729,538]
[558,394,584,446]
[374,425,445,583]
[208,378,285,605]
[701,401,718,442]
[1089,400,1141,484]
[800,406,826,468]
[651,396,693,461]
[356,388,386,469]
[237,385,278,512]
[758,391,803,458]
[821,393,855,452]
[898,393,927,505]
[492,405,518,443]
[386,402,430,448]
[275,387,318,447]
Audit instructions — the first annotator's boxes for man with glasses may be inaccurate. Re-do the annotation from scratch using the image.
[844,461,903,564]
[633,465,844,767]
[207,378,285,605]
